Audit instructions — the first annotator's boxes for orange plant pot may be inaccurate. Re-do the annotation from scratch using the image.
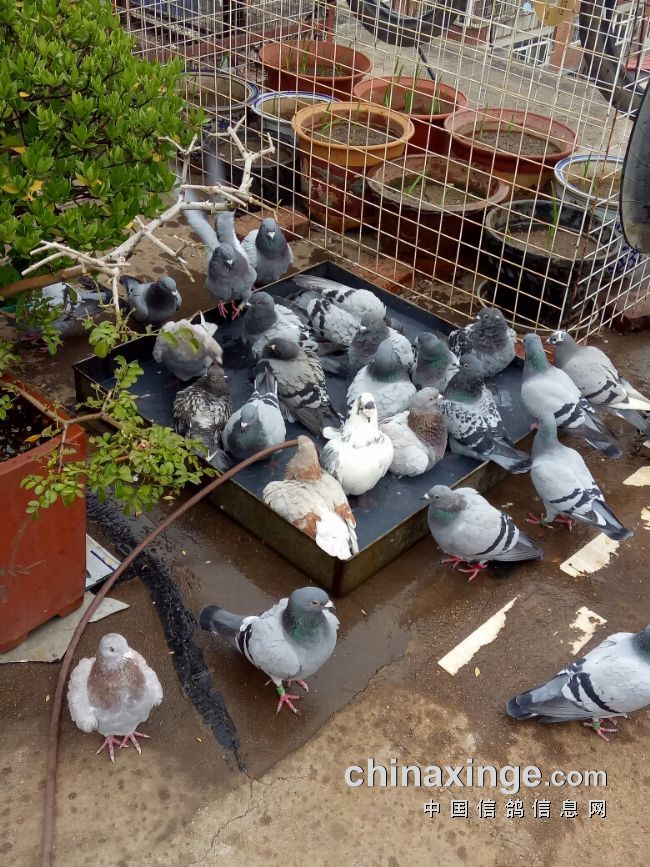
[258,40,373,100]
[0,377,86,653]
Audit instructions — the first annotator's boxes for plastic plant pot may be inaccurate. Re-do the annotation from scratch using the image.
[251,91,340,146]
[258,40,373,99]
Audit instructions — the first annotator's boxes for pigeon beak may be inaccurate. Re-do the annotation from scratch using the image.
[421,493,430,501]
[361,401,375,418]
[324,600,335,609]
[123,649,134,660]
[226,259,234,267]
[268,231,276,240]
[359,325,367,333]
[240,421,248,430]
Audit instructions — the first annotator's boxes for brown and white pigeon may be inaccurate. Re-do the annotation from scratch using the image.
[67,633,163,762]
[380,388,448,477]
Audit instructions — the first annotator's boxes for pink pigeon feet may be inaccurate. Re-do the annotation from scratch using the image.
[527,513,575,530]
[286,679,309,693]
[96,735,122,763]
[230,301,243,319]
[583,720,618,742]
[442,556,488,582]
[217,301,229,318]
[119,731,150,754]
[275,687,301,715]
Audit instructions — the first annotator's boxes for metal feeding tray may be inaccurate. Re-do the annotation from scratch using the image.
[73,261,532,595]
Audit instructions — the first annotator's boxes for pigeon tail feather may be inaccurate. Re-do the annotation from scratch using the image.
[199,605,244,650]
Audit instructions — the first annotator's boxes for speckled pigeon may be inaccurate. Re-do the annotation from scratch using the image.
[448,307,516,379]
[292,274,386,321]
[173,363,232,455]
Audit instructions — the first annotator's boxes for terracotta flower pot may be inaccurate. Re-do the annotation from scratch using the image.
[0,377,87,652]
[353,76,468,154]
[367,154,509,278]
[444,108,577,192]
[292,101,414,232]
[258,40,373,99]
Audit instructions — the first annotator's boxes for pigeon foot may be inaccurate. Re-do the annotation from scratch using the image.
[442,556,488,581]
[275,686,301,715]
[96,735,122,763]
[583,720,617,742]
[119,731,150,754]
[286,679,309,693]
[217,302,229,318]
[231,301,243,319]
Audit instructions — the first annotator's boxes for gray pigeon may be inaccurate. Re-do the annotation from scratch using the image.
[412,332,459,391]
[521,333,622,458]
[153,313,223,381]
[67,633,163,762]
[22,279,111,340]
[547,330,650,433]
[199,587,339,714]
[215,212,257,311]
[292,274,386,321]
[120,274,181,326]
[439,360,531,473]
[293,291,361,347]
[321,393,394,495]
[424,484,543,580]
[448,307,517,379]
[528,413,632,540]
[263,436,358,560]
[259,338,341,436]
[347,313,415,378]
[380,388,448,477]
[243,291,318,359]
[242,218,293,286]
[507,625,650,740]
[173,364,232,455]
[221,366,286,461]
[347,338,416,419]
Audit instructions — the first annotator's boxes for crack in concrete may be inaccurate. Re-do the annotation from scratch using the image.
[183,779,255,866]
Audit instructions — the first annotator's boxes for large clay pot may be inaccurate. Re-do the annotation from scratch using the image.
[258,40,373,99]
[444,108,577,192]
[292,101,414,232]
[353,76,468,154]
[367,154,509,278]
[0,377,86,652]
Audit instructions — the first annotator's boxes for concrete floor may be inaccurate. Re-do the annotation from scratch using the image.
[1,219,650,866]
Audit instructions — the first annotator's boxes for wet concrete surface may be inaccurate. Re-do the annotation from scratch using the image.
[1,228,650,865]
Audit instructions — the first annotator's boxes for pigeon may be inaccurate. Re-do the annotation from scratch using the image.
[242,217,293,286]
[506,625,650,741]
[120,274,181,326]
[293,291,361,348]
[380,388,448,477]
[423,484,543,581]
[412,332,459,391]
[347,338,417,419]
[292,274,386,321]
[242,291,318,359]
[259,338,341,436]
[321,393,394,496]
[199,587,339,714]
[153,313,223,381]
[173,364,232,455]
[528,413,632,540]
[22,279,111,340]
[221,366,286,461]
[439,359,531,473]
[67,633,163,762]
[521,333,622,458]
[344,313,415,378]
[448,307,517,379]
[263,436,358,559]
[547,330,650,433]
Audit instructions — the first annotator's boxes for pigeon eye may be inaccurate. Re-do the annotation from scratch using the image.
[109,646,115,652]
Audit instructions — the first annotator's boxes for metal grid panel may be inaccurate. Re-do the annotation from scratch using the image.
[118,0,650,337]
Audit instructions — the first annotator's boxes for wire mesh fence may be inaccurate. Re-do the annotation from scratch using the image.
[116,0,650,337]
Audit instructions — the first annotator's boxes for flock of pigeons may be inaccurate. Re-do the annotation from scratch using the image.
[64,211,650,757]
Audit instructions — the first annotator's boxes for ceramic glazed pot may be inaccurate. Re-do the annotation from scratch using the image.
[180,71,259,133]
[216,124,298,207]
[258,40,373,99]
[251,91,339,146]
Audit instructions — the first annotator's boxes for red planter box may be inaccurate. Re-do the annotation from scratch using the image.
[0,378,86,653]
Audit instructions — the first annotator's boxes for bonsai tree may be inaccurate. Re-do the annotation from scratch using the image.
[0,0,231,515]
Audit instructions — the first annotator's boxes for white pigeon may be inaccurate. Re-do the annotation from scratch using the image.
[507,625,650,741]
[152,313,223,381]
[67,633,163,762]
[321,392,394,496]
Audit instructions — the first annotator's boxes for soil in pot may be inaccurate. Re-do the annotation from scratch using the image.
[471,127,562,156]
[566,163,622,197]
[391,172,484,207]
[505,223,599,259]
[310,118,400,146]
[0,397,49,460]
[265,96,331,120]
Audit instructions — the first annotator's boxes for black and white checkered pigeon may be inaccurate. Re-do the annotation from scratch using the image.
[412,332,459,391]
[152,313,223,381]
[448,307,517,379]
[199,587,339,714]
[322,312,415,378]
[241,217,293,286]
[259,337,341,436]
[292,273,386,321]
[347,337,416,419]
[22,279,111,340]
[528,413,632,540]
[242,291,318,360]
[120,274,181,326]
[521,333,622,458]
[439,358,531,474]
[173,363,232,455]
[547,330,650,434]
[293,290,361,348]
[221,366,286,462]
[380,388,448,477]
[424,484,543,581]
[507,625,650,741]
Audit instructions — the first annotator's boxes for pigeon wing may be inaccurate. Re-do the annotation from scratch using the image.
[67,657,98,733]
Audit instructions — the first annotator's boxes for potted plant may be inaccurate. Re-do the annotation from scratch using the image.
[292,101,414,232]
[258,39,373,99]
[353,71,468,154]
[366,154,509,278]
[482,199,615,329]
[444,108,577,193]
[251,91,339,146]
